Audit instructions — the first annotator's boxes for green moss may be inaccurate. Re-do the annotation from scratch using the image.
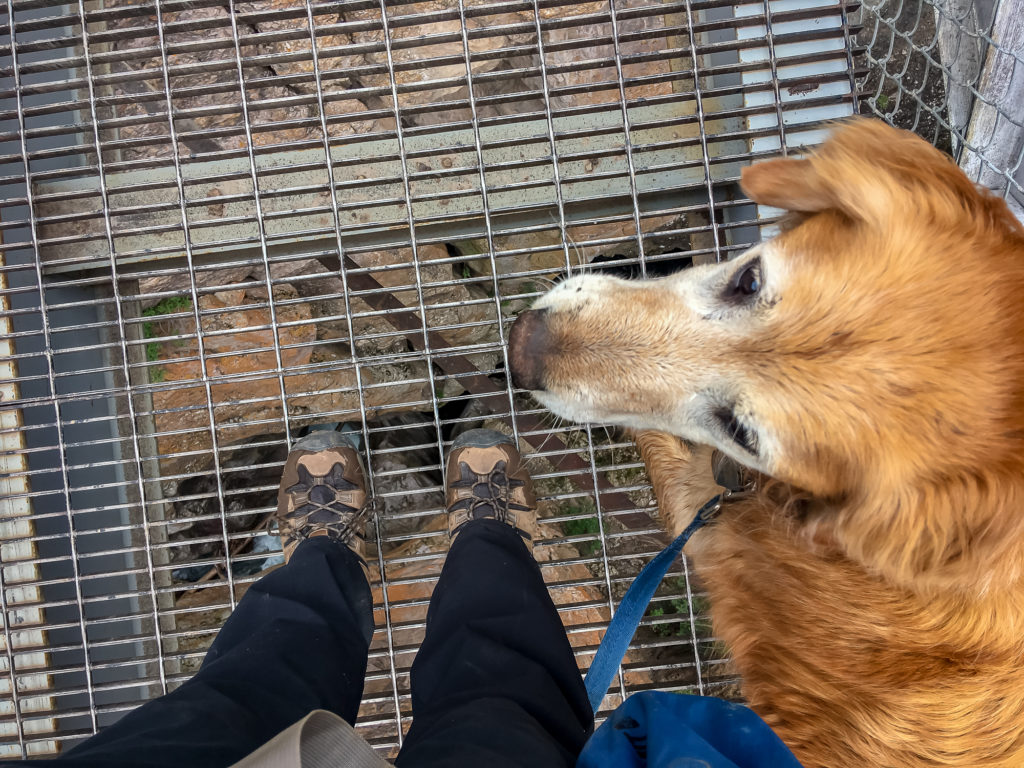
[142,295,192,335]
[563,514,599,536]
[876,93,890,111]
[149,367,166,383]
[142,295,192,364]
[647,578,710,638]
[563,511,602,555]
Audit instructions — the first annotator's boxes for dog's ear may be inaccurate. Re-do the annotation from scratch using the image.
[740,122,906,224]
[740,118,1015,231]
[740,157,830,214]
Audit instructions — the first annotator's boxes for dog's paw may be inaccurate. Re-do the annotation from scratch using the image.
[631,429,694,460]
[633,430,726,536]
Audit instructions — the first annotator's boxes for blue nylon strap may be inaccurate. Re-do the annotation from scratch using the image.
[583,494,724,715]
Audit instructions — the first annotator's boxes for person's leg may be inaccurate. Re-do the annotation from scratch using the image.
[396,430,593,768]
[24,432,374,768]
[20,537,372,768]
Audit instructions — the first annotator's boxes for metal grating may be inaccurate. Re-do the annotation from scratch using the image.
[0,0,886,758]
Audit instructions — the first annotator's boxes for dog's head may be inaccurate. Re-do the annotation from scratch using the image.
[510,119,1024,591]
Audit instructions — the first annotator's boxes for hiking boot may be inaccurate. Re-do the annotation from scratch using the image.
[445,429,538,551]
[276,431,368,565]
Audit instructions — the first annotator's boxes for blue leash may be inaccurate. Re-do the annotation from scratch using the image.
[583,493,730,714]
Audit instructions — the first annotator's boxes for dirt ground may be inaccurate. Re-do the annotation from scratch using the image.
[855,0,954,152]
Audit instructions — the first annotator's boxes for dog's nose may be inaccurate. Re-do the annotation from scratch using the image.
[508,308,550,391]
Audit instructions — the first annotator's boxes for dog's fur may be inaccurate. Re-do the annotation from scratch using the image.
[513,119,1024,766]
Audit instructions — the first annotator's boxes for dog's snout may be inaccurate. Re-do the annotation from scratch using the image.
[508,308,550,391]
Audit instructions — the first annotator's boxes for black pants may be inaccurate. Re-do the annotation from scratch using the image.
[24,520,592,767]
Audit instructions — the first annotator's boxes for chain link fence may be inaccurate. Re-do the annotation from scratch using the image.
[856,0,1024,215]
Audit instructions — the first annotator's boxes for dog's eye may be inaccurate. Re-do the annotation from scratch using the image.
[713,406,759,454]
[727,259,761,301]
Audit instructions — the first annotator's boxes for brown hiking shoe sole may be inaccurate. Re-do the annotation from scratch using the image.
[446,429,538,550]
[276,430,368,563]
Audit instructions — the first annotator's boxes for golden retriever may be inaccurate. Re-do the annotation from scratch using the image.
[508,118,1024,767]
